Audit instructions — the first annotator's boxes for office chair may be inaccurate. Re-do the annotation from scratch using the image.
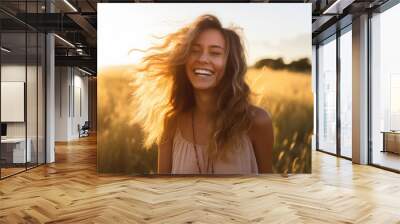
[79,121,90,138]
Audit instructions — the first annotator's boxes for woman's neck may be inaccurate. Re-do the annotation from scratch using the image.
[193,89,217,119]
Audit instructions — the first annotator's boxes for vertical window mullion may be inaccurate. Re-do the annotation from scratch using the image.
[0,26,2,179]
[336,29,341,157]
[367,11,373,165]
[36,0,39,167]
[25,0,28,171]
[316,44,320,151]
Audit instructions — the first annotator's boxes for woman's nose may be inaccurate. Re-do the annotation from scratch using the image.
[198,52,210,63]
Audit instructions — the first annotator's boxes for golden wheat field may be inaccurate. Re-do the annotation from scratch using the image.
[98,66,312,174]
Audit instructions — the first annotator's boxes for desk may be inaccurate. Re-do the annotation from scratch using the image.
[381,131,400,154]
[1,138,31,163]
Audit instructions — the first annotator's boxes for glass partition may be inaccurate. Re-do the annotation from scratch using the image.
[371,3,400,171]
[1,31,28,177]
[0,1,46,179]
[339,28,352,158]
[317,35,337,154]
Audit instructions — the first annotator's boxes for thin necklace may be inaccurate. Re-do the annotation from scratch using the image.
[191,111,202,174]
[191,110,214,174]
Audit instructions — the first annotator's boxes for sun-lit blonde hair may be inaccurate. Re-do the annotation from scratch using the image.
[132,14,252,159]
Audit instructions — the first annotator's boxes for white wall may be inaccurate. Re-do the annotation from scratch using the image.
[55,66,70,141]
[71,72,89,138]
[1,65,37,138]
[1,65,27,145]
[55,67,89,141]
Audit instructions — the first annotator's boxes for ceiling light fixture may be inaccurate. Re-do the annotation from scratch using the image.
[54,34,75,48]
[323,0,354,15]
[323,0,341,14]
[1,47,11,53]
[78,67,93,76]
[63,0,78,12]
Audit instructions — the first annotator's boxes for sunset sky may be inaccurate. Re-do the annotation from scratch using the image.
[98,3,311,69]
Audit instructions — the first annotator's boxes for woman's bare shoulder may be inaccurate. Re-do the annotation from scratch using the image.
[249,105,272,128]
[248,106,272,139]
[163,115,179,140]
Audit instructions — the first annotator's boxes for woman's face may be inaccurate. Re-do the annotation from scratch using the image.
[185,28,227,91]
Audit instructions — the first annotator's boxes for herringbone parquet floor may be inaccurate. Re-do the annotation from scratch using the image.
[1,135,400,223]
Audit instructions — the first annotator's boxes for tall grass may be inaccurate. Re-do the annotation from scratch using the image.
[98,66,312,174]
[98,66,157,174]
[246,68,313,173]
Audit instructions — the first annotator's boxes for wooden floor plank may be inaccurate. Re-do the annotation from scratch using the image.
[0,135,399,223]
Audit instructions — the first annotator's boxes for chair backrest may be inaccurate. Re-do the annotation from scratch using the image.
[82,121,90,129]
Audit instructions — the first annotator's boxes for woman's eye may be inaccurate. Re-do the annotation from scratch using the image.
[211,52,222,56]
[191,48,201,53]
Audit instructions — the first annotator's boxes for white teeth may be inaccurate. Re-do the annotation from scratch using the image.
[194,69,213,76]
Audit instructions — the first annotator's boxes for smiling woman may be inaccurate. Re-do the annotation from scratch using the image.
[185,29,226,90]
[132,15,274,174]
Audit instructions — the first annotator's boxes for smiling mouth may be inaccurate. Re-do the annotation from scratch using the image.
[193,68,214,76]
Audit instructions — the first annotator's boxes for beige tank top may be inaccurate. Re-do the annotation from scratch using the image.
[171,128,259,174]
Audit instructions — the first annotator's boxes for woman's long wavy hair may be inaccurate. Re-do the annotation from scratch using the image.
[132,14,252,159]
